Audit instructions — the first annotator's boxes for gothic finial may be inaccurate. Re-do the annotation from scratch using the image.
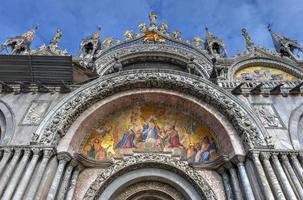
[241,28,254,51]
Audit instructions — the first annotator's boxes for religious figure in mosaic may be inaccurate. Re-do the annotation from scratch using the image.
[82,104,220,163]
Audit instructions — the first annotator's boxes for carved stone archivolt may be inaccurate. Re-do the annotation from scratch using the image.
[116,181,185,200]
[34,69,268,149]
[83,154,217,200]
[95,41,213,76]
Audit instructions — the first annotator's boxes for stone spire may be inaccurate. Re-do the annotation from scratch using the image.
[204,27,227,58]
[268,25,303,59]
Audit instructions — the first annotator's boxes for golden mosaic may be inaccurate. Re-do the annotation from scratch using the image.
[81,104,219,163]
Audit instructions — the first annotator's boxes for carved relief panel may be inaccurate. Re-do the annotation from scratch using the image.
[20,100,51,126]
[252,104,285,129]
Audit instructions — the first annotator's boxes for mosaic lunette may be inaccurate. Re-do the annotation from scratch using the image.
[82,104,219,163]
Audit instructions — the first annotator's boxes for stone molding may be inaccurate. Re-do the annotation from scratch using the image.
[83,153,217,200]
[116,181,185,200]
[94,43,213,76]
[33,69,269,150]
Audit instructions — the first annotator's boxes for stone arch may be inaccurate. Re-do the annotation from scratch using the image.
[0,100,14,144]
[59,90,245,157]
[289,103,303,150]
[83,154,217,200]
[34,70,268,150]
[228,57,303,81]
[94,43,213,78]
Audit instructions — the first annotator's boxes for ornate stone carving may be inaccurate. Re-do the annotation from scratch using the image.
[83,154,217,200]
[0,25,38,55]
[268,25,303,60]
[252,104,285,129]
[204,27,227,58]
[241,28,254,51]
[95,44,212,75]
[116,181,185,200]
[78,27,101,70]
[20,100,51,126]
[34,70,267,149]
[31,29,70,56]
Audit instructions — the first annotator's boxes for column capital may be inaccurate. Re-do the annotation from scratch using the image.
[259,152,271,160]
[43,149,54,159]
[14,148,22,155]
[3,148,13,156]
[248,150,260,160]
[231,155,246,165]
[23,148,33,156]
[290,153,299,161]
[57,152,72,163]
[31,148,42,156]
[280,153,289,162]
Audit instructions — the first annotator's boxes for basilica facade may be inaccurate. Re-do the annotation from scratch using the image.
[0,12,303,200]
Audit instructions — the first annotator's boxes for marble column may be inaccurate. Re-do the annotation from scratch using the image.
[219,167,233,200]
[0,148,22,197]
[0,148,13,177]
[13,148,41,200]
[57,160,77,200]
[65,166,81,200]
[289,153,303,184]
[25,148,53,200]
[236,160,255,200]
[280,154,303,199]
[46,152,71,200]
[260,152,285,200]
[271,153,297,200]
[2,148,32,200]
[250,151,275,200]
[228,166,243,200]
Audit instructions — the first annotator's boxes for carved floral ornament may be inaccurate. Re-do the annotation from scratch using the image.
[83,153,217,200]
[33,70,269,150]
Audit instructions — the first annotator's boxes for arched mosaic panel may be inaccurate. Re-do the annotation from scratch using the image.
[81,104,219,163]
[235,66,298,81]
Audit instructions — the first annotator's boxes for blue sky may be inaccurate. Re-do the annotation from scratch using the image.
[0,0,302,55]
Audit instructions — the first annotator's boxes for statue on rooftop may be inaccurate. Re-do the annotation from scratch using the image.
[241,28,255,51]
[0,25,38,55]
[149,11,158,28]
[49,28,62,48]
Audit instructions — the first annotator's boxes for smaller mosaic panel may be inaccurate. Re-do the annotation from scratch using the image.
[235,66,297,81]
[20,100,51,125]
[81,104,220,163]
[252,104,285,129]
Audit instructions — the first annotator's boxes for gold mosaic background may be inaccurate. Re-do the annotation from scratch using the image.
[81,104,219,163]
[235,66,297,81]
